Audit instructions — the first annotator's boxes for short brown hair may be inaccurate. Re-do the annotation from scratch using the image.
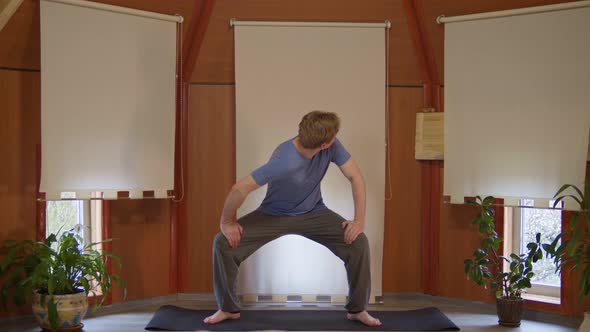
[298,111,341,149]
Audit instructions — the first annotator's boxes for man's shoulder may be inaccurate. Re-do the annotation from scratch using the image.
[271,138,296,156]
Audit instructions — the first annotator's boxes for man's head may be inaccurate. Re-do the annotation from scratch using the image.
[298,111,341,149]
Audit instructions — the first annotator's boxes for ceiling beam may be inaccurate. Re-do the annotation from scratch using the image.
[0,0,24,32]
[403,0,442,297]
[182,0,215,80]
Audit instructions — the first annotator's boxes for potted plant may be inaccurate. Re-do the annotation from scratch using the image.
[0,226,125,331]
[464,196,550,327]
[545,182,590,328]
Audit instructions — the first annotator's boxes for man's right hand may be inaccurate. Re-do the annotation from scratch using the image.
[220,221,243,249]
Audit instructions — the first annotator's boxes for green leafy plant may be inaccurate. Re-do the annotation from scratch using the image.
[0,227,126,330]
[464,196,549,298]
[545,182,590,301]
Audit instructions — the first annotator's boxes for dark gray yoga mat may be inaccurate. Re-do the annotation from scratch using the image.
[145,305,460,331]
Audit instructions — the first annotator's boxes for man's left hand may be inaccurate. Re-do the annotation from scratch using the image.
[341,220,364,244]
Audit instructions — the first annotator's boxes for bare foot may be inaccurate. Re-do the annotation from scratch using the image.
[347,311,382,326]
[203,310,240,324]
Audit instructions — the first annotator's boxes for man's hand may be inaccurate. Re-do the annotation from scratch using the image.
[220,221,243,248]
[341,220,364,244]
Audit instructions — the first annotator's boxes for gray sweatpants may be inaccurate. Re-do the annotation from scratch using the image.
[212,208,371,313]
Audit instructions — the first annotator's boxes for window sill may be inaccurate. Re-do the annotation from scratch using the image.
[523,293,560,305]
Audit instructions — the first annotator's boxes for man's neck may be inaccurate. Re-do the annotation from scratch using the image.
[293,137,320,160]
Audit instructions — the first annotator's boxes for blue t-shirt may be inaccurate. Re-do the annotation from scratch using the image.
[251,138,351,216]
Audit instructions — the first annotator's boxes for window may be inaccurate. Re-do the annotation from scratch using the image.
[46,193,103,249]
[505,200,561,303]
[45,193,103,296]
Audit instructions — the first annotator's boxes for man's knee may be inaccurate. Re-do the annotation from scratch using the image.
[351,233,369,253]
[213,232,230,251]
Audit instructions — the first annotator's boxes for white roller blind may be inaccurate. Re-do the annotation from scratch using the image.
[443,6,590,209]
[234,23,386,300]
[40,0,178,199]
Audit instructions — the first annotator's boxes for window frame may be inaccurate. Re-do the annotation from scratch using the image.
[507,201,561,300]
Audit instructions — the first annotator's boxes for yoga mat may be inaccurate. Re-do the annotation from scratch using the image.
[145,306,460,331]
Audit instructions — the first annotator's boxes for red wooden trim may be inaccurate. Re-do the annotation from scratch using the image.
[493,198,505,252]
[36,196,46,242]
[403,0,442,295]
[176,82,190,292]
[560,210,574,315]
[170,202,179,293]
[525,299,562,314]
[87,294,104,308]
[36,143,46,242]
[429,161,441,295]
[169,20,182,296]
[102,200,112,305]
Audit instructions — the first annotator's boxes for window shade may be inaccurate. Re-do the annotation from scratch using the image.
[443,6,590,209]
[39,0,178,199]
[234,22,386,300]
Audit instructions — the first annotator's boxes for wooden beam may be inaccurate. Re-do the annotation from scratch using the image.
[172,0,216,294]
[182,0,216,80]
[403,0,442,296]
[0,0,23,32]
[102,200,112,305]
[36,143,46,242]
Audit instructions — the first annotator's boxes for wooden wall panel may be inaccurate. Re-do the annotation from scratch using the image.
[437,174,493,303]
[382,87,423,292]
[185,84,235,292]
[418,0,577,84]
[109,200,171,302]
[0,70,40,317]
[192,0,420,85]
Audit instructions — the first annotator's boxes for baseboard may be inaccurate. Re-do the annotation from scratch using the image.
[176,292,216,302]
[178,292,383,305]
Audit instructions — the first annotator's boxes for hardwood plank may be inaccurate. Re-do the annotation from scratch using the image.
[382,87,423,292]
[0,70,40,318]
[110,200,172,302]
[185,84,235,292]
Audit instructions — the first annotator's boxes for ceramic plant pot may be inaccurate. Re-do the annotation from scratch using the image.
[32,290,88,331]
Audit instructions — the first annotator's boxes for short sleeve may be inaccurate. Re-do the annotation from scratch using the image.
[251,148,290,185]
[331,138,351,166]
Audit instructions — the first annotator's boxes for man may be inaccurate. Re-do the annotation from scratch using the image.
[204,111,381,326]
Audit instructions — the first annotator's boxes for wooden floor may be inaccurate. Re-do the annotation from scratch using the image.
[1,294,582,332]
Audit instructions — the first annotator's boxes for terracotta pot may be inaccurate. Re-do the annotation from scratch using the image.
[32,290,88,331]
[496,296,524,327]
[578,312,590,331]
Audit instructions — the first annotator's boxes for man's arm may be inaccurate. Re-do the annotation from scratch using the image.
[338,158,367,244]
[220,175,260,248]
